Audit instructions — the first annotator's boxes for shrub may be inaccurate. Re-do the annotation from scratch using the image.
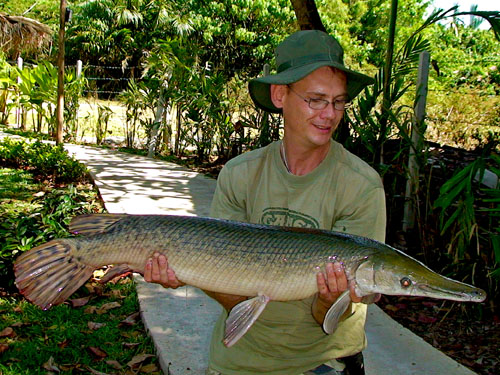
[0,138,88,183]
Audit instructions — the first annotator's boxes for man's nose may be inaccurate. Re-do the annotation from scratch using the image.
[319,102,337,118]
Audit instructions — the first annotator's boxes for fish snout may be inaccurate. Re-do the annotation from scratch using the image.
[469,288,487,302]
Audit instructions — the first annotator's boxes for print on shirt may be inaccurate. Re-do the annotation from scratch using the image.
[260,207,319,229]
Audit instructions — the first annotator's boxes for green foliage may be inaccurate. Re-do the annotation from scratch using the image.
[0,58,16,125]
[0,168,102,290]
[0,138,88,183]
[95,104,113,145]
[118,80,150,148]
[0,0,59,27]
[16,60,57,133]
[433,151,500,303]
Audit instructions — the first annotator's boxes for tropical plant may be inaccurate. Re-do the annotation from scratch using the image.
[118,80,148,148]
[433,149,500,307]
[95,104,112,145]
[0,57,17,125]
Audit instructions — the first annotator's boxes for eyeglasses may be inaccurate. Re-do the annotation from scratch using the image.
[287,85,351,111]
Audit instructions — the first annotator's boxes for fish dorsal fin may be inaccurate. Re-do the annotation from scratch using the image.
[323,290,351,334]
[223,294,270,347]
[70,214,128,236]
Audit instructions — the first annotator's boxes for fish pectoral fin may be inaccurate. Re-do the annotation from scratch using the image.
[99,264,133,283]
[223,294,270,348]
[323,290,351,335]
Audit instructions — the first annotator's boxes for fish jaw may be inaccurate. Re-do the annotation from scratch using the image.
[354,248,487,303]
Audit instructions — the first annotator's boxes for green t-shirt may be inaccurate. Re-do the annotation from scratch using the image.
[208,140,386,375]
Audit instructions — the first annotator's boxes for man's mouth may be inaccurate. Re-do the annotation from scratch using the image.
[313,124,331,131]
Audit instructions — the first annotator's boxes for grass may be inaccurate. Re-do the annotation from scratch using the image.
[0,166,160,375]
[0,278,160,375]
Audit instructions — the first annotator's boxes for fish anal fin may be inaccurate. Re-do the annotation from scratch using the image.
[323,290,351,334]
[70,214,128,236]
[223,294,270,347]
[99,264,133,284]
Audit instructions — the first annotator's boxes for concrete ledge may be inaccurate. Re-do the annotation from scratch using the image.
[364,304,476,375]
[135,278,221,375]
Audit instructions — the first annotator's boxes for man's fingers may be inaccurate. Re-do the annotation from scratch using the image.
[157,254,169,284]
[325,263,339,293]
[316,271,328,296]
[333,262,347,293]
[144,257,153,281]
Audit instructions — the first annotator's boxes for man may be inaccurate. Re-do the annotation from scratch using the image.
[145,30,386,375]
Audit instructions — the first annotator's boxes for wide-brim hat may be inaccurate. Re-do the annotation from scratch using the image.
[249,30,374,113]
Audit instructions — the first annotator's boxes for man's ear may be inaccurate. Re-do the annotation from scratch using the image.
[270,84,287,109]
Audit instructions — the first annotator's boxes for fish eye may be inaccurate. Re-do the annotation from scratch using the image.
[400,277,412,288]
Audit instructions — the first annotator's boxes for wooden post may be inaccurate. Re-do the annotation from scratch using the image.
[257,64,271,146]
[403,51,430,232]
[55,0,67,144]
[16,57,23,129]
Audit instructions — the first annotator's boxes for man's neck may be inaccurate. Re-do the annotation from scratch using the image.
[281,138,331,176]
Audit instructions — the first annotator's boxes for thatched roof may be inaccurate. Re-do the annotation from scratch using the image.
[0,13,53,58]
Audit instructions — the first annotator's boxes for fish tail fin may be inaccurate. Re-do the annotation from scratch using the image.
[14,239,95,310]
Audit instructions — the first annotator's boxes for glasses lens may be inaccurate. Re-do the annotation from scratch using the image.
[308,99,328,110]
[334,100,349,111]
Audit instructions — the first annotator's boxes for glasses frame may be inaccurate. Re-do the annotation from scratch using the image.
[286,84,351,111]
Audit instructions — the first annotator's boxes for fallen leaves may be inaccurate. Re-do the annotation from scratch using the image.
[0,327,16,338]
[84,301,122,315]
[88,321,107,330]
[378,295,500,375]
[70,296,91,308]
[87,346,108,360]
[42,356,60,373]
[119,312,141,327]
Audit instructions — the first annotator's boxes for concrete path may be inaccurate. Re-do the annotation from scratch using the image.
[59,143,477,375]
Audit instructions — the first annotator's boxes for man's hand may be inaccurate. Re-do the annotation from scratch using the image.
[143,253,185,288]
[312,262,362,324]
[143,253,246,311]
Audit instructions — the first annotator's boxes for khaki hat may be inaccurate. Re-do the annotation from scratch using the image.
[249,30,374,113]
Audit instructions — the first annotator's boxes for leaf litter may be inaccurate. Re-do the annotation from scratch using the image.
[0,276,161,375]
[378,295,499,375]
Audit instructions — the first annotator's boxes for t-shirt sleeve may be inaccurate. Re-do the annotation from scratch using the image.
[210,164,248,222]
[331,185,386,243]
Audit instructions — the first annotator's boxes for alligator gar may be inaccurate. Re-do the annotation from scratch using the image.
[14,214,486,346]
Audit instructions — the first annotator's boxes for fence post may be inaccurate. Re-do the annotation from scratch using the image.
[16,57,23,129]
[75,59,82,131]
[76,60,82,78]
[403,50,430,232]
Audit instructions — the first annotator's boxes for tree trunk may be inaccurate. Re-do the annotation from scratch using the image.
[290,0,326,31]
[376,0,399,165]
[56,0,66,145]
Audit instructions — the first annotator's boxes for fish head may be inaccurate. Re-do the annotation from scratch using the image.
[354,249,486,302]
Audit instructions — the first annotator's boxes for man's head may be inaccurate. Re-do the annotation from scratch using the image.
[249,30,373,113]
